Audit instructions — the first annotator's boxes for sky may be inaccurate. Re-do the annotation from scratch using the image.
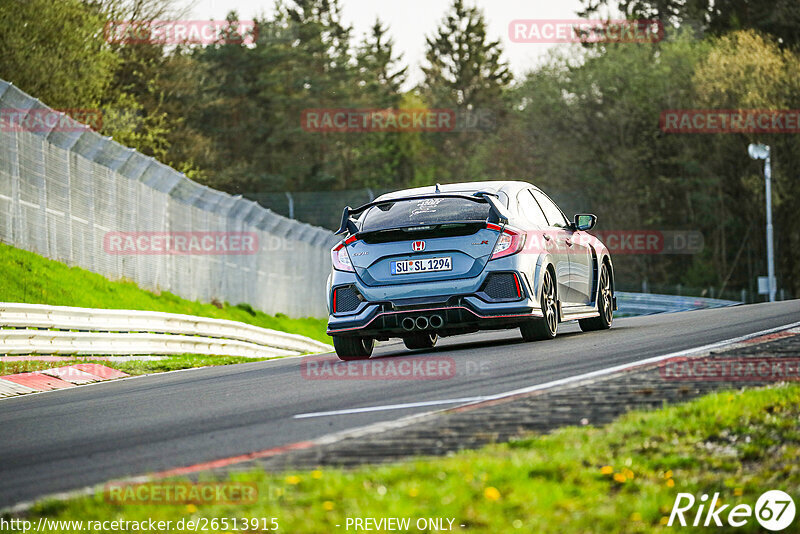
[179,0,591,85]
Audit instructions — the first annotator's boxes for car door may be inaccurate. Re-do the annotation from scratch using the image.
[530,189,592,306]
[565,229,593,305]
[522,189,571,304]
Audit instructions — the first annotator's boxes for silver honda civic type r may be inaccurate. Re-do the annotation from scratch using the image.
[326,181,616,360]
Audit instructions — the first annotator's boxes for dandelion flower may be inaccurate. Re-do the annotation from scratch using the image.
[484,487,501,501]
[623,468,634,479]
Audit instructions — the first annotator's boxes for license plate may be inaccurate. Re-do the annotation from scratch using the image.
[391,257,452,275]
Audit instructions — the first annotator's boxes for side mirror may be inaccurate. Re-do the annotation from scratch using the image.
[573,213,597,231]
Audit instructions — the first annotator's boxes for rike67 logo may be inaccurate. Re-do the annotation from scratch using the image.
[668,490,795,531]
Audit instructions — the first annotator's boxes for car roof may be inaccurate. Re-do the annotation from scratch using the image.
[373,180,537,201]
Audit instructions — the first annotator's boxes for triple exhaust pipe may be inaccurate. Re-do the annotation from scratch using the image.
[401,314,444,332]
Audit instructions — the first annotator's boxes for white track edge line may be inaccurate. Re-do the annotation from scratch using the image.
[293,320,800,419]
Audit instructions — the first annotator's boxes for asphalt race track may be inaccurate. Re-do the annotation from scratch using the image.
[1,300,799,508]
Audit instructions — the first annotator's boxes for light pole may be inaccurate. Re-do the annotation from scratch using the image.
[748,143,776,302]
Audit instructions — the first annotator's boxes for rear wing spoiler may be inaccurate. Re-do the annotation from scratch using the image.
[335,192,510,235]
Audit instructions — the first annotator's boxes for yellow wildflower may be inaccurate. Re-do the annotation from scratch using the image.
[484,487,501,501]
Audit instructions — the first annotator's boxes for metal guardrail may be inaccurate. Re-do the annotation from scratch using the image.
[615,292,741,316]
[0,303,332,357]
[0,294,740,357]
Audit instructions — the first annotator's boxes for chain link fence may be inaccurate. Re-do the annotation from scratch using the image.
[0,79,338,318]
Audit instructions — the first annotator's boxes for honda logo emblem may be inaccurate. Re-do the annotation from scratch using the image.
[412,240,425,252]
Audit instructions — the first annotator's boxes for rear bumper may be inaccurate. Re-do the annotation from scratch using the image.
[327,253,546,338]
[327,295,541,337]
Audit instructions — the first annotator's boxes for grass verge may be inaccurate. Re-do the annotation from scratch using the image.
[0,355,275,377]
[22,383,800,533]
[0,242,330,344]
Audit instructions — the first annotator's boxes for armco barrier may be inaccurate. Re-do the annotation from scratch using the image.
[616,292,740,316]
[0,303,332,357]
[0,79,338,318]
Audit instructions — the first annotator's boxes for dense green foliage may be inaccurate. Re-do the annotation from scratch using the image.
[0,0,797,298]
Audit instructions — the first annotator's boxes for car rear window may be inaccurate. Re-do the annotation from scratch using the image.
[360,197,492,232]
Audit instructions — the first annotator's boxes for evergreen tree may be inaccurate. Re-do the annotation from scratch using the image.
[419,0,512,183]
[578,0,800,47]
[420,0,512,108]
[356,19,407,107]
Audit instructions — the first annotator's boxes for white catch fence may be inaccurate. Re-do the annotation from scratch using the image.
[0,79,338,318]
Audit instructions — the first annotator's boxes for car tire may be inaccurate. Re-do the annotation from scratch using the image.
[520,268,558,341]
[402,333,438,350]
[579,263,613,332]
[332,335,375,360]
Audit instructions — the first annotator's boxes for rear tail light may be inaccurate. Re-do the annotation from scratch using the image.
[489,225,525,260]
[331,240,355,272]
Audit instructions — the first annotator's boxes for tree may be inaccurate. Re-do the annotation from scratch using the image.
[506,34,720,290]
[93,0,191,160]
[692,30,800,297]
[0,0,118,109]
[578,0,800,47]
[418,0,512,183]
[350,19,413,189]
[179,0,364,193]
[355,19,406,107]
[420,0,512,108]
